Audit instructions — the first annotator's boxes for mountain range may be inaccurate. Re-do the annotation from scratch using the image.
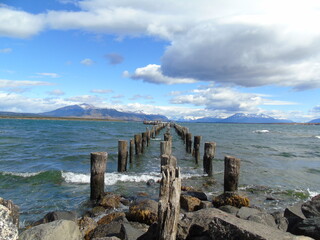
[1,104,320,123]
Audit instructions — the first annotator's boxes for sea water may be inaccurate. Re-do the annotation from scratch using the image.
[0,119,319,226]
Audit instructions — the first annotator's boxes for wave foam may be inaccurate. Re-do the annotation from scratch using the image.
[314,136,320,139]
[3,171,43,177]
[253,130,269,133]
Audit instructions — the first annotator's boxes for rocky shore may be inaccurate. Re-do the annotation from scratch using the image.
[1,187,319,240]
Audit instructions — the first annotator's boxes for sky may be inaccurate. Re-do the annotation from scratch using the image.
[1,0,320,122]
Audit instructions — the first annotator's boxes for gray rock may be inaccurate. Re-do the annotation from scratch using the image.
[219,205,240,216]
[0,204,18,240]
[199,201,213,209]
[34,210,77,225]
[177,208,312,240]
[92,237,121,240]
[301,198,320,218]
[19,220,82,240]
[272,211,289,231]
[90,216,128,239]
[183,191,208,201]
[292,217,320,240]
[0,197,19,227]
[247,212,277,228]
[236,207,261,220]
[120,222,145,240]
[284,203,306,232]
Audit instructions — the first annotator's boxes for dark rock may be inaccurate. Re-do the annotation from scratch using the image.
[292,217,320,240]
[91,206,106,216]
[37,211,77,225]
[126,199,158,225]
[136,223,157,240]
[180,195,201,212]
[219,205,239,216]
[146,179,156,186]
[199,201,213,209]
[284,203,306,233]
[90,216,128,239]
[97,212,126,225]
[236,207,261,220]
[183,191,208,201]
[301,198,320,218]
[247,212,277,228]
[120,222,145,240]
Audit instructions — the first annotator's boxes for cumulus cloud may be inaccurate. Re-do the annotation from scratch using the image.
[170,85,297,113]
[105,53,124,65]
[129,94,153,100]
[0,6,45,38]
[127,64,197,84]
[80,58,94,66]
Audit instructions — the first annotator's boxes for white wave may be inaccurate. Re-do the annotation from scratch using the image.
[61,171,205,185]
[151,137,162,141]
[3,171,42,177]
[307,188,319,198]
[253,130,269,133]
[314,136,320,139]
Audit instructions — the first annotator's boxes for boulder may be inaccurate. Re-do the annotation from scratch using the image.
[19,220,82,240]
[180,195,201,212]
[176,208,313,240]
[91,206,106,216]
[284,203,306,232]
[99,193,121,209]
[199,201,213,209]
[236,207,261,220]
[292,217,320,240]
[219,205,239,216]
[126,199,158,225]
[92,237,121,240]
[0,204,18,240]
[90,216,128,239]
[33,210,77,226]
[0,197,19,227]
[120,223,146,240]
[272,211,289,231]
[183,191,208,201]
[301,198,320,218]
[247,212,277,228]
[212,193,250,208]
[97,212,126,225]
[78,216,98,240]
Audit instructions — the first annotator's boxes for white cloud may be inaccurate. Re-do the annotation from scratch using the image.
[36,73,61,78]
[0,6,45,38]
[47,89,65,96]
[0,48,12,53]
[127,64,197,84]
[0,79,52,88]
[129,94,153,100]
[170,85,297,113]
[90,89,113,94]
[80,58,94,66]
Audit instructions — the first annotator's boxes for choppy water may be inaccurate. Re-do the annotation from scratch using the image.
[0,119,319,226]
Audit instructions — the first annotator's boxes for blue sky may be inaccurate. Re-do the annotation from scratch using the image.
[1,0,320,122]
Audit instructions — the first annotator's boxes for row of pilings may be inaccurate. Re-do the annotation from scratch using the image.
[90,121,242,240]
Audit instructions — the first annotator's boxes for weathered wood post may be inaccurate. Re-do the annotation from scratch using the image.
[141,132,147,153]
[160,154,177,170]
[157,165,181,240]
[129,139,134,163]
[146,128,151,147]
[160,141,172,156]
[118,140,128,172]
[90,152,107,201]
[193,136,202,164]
[186,133,192,153]
[203,142,216,177]
[224,155,241,192]
[134,134,142,155]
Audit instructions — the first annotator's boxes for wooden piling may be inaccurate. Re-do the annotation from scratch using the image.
[203,142,216,176]
[193,136,202,164]
[146,129,151,147]
[160,154,177,170]
[129,139,134,163]
[224,155,241,192]
[157,165,181,240]
[90,152,107,201]
[186,133,192,153]
[160,141,172,156]
[142,132,147,153]
[134,134,142,155]
[118,140,128,172]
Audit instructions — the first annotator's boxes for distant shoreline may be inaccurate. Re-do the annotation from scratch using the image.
[0,115,319,124]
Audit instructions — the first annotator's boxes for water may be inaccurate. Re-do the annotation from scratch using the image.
[0,119,319,226]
